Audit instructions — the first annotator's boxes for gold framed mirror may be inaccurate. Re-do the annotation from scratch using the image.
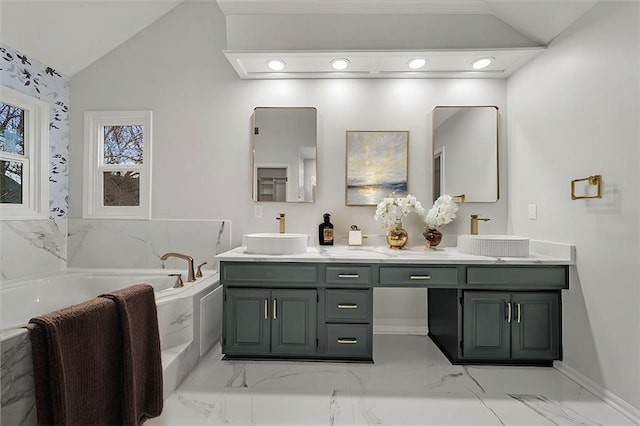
[252,107,317,203]
[432,105,499,203]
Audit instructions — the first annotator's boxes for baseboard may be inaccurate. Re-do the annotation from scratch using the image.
[373,321,428,335]
[553,361,640,423]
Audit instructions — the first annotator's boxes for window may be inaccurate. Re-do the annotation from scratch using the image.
[84,111,152,219]
[0,86,49,219]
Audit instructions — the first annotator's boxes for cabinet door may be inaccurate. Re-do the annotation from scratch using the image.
[511,292,560,360]
[224,288,271,355]
[462,291,511,359]
[271,289,317,355]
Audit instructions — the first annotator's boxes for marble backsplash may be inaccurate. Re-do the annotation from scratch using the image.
[0,219,67,281]
[0,219,231,283]
[67,219,230,271]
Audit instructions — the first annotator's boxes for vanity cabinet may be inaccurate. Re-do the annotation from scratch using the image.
[462,291,560,361]
[428,266,566,365]
[221,260,568,364]
[322,288,373,360]
[223,287,317,357]
[221,262,374,361]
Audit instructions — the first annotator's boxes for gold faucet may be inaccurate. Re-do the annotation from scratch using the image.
[470,214,490,235]
[160,252,196,282]
[196,261,208,278]
[276,213,286,233]
[168,273,184,288]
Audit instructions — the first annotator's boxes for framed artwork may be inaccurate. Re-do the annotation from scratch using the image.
[345,130,409,206]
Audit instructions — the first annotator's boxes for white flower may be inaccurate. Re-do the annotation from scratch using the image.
[374,193,427,229]
[424,195,459,229]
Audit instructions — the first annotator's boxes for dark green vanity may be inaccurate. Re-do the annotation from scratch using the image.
[221,262,374,361]
[219,253,570,365]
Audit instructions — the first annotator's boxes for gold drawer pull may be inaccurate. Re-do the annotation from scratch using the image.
[337,338,358,344]
[338,304,358,309]
[338,274,359,278]
[410,275,432,280]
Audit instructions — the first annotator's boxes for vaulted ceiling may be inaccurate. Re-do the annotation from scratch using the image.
[0,0,597,77]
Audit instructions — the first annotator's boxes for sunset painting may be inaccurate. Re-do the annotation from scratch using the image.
[346,131,408,205]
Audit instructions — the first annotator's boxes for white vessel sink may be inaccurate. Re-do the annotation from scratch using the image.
[245,233,308,255]
[457,235,530,257]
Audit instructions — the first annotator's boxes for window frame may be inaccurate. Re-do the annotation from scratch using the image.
[0,85,49,220]
[83,111,152,219]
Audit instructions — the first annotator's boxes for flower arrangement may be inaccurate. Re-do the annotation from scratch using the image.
[374,193,426,229]
[424,195,459,229]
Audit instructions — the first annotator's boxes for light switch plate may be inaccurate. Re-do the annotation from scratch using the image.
[254,205,263,218]
[528,204,537,220]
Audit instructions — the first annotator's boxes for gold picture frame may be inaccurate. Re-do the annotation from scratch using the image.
[345,130,409,206]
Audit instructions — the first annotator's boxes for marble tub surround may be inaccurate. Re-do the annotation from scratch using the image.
[0,270,222,426]
[0,330,34,424]
[0,219,67,281]
[216,240,575,265]
[148,335,633,426]
[68,219,231,269]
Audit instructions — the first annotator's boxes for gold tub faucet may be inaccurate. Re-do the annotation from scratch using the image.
[277,213,286,233]
[160,252,196,282]
[470,215,490,235]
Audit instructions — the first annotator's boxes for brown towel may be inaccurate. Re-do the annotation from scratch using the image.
[29,297,124,425]
[101,284,163,425]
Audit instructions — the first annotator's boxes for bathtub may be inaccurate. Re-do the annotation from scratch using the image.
[0,268,222,425]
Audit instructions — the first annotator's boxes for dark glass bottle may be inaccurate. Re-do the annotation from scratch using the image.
[318,213,334,245]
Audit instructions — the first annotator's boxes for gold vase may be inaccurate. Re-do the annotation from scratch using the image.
[423,228,443,248]
[386,222,408,249]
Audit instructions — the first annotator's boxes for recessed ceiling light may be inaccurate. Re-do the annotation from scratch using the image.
[330,58,350,71]
[470,57,494,70]
[408,58,426,70]
[266,59,286,71]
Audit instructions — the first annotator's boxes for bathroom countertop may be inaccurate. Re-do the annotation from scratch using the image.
[216,240,575,265]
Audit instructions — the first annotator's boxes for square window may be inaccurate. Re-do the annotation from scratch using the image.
[0,102,25,155]
[0,160,23,204]
[103,125,144,165]
[103,171,140,206]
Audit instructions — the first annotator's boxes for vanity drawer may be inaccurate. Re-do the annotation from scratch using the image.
[325,324,372,358]
[379,266,458,286]
[466,266,568,287]
[325,265,372,284]
[325,289,371,322]
[222,262,317,283]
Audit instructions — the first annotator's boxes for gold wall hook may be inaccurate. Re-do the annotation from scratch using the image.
[571,175,602,200]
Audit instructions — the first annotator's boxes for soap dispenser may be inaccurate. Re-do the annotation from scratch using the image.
[318,213,334,245]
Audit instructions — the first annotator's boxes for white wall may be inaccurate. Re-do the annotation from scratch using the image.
[508,1,640,413]
[69,1,508,332]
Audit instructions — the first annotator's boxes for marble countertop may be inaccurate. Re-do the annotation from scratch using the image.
[215,240,575,265]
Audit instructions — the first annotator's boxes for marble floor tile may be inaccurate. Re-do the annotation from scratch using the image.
[147,335,635,426]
